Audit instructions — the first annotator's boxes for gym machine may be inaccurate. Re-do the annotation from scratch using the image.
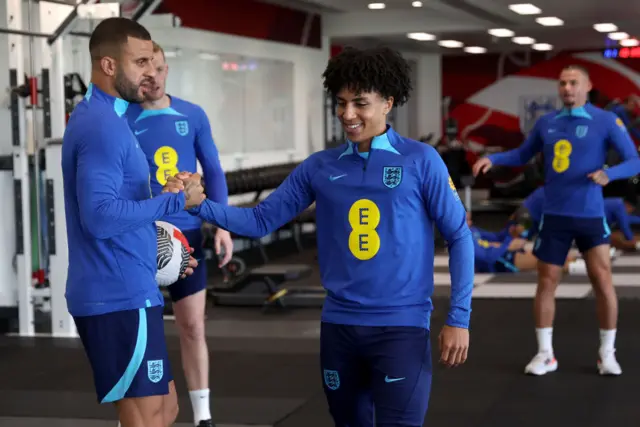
[0,0,162,337]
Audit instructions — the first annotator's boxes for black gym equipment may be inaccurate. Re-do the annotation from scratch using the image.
[206,162,325,310]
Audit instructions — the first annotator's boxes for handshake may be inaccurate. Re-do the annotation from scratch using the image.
[162,172,205,210]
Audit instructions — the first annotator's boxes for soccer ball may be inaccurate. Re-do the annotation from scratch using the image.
[155,221,191,287]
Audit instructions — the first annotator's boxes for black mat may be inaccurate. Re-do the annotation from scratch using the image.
[2,298,639,426]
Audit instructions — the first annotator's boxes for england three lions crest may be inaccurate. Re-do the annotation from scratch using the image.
[383,166,403,189]
[147,360,164,383]
[323,369,340,391]
[175,120,189,136]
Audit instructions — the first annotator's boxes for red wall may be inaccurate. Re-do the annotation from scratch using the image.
[155,0,323,48]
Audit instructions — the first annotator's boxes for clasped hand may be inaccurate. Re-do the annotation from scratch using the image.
[161,172,205,209]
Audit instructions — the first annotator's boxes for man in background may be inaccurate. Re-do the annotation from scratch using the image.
[127,42,232,427]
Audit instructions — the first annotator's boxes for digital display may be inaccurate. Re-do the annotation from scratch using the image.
[603,47,640,59]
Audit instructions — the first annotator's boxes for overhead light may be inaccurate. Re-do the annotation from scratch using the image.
[488,28,514,37]
[593,23,618,33]
[464,46,487,54]
[412,1,423,6]
[367,2,385,9]
[407,32,435,41]
[163,51,178,58]
[438,40,463,48]
[536,16,563,26]
[198,53,219,60]
[513,36,535,45]
[620,39,639,47]
[508,3,541,15]
[533,43,553,51]
[608,32,629,40]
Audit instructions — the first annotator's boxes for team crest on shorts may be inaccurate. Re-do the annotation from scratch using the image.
[323,369,340,390]
[147,360,164,383]
[575,125,588,138]
[175,120,189,136]
[383,166,402,189]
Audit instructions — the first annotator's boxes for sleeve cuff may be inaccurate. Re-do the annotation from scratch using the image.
[446,307,471,329]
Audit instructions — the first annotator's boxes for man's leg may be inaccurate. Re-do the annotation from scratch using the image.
[74,306,178,427]
[368,326,432,427]
[577,229,622,376]
[513,251,579,272]
[526,217,573,375]
[320,322,373,427]
[168,228,212,426]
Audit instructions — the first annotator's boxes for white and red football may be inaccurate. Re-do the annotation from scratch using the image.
[155,221,192,287]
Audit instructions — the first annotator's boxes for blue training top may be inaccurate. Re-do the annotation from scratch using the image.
[470,226,515,273]
[127,96,228,231]
[488,103,640,218]
[189,126,475,330]
[62,83,186,317]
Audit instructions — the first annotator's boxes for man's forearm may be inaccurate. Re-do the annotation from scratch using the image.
[446,231,474,328]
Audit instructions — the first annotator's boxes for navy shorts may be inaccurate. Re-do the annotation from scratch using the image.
[494,250,520,273]
[320,323,432,427]
[74,305,173,403]
[533,214,611,266]
[167,228,207,302]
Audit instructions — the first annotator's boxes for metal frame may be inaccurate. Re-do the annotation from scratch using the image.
[6,0,35,337]
[2,0,168,338]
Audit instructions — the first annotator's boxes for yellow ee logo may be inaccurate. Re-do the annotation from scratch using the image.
[551,139,572,173]
[154,146,179,185]
[348,199,381,260]
[616,117,624,128]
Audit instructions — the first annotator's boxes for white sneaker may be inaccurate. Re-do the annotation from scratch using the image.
[568,259,587,275]
[598,349,622,376]
[524,352,558,375]
[609,247,618,259]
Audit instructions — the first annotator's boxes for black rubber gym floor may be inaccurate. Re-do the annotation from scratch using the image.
[0,297,638,426]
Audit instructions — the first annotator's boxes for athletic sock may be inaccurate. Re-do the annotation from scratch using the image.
[599,329,616,354]
[536,327,553,355]
[189,388,211,425]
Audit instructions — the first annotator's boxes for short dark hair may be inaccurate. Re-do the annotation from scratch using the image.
[322,46,413,107]
[562,64,590,78]
[89,17,151,61]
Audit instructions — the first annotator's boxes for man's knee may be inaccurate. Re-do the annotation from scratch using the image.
[537,262,562,292]
[176,313,205,341]
[174,293,206,341]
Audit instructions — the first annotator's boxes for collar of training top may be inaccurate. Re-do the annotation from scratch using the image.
[340,125,401,159]
[85,82,129,117]
[555,102,593,120]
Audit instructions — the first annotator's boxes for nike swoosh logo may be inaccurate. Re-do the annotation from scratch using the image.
[329,174,347,181]
[384,376,405,383]
[135,129,148,135]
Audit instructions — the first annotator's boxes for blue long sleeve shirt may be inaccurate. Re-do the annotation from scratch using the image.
[127,96,228,231]
[605,198,635,240]
[187,127,474,330]
[488,104,640,218]
[62,83,186,317]
[470,226,515,273]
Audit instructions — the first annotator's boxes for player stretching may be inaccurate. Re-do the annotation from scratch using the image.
[170,46,474,426]
[62,18,203,427]
[473,65,640,376]
[128,42,232,427]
